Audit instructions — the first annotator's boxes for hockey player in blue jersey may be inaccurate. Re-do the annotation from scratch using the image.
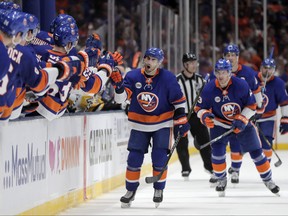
[110,47,190,208]
[208,44,263,184]
[0,9,29,122]
[195,58,280,197]
[255,58,288,161]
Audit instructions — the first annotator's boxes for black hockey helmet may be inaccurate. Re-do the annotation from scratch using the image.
[182,52,197,63]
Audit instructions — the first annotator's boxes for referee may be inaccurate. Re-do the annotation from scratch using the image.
[175,52,214,182]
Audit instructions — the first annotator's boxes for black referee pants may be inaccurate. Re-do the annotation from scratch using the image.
[175,112,213,173]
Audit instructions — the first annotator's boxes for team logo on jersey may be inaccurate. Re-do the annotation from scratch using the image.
[135,82,142,89]
[137,92,158,112]
[221,102,241,121]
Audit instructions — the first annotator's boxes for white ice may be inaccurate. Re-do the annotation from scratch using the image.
[59,151,288,215]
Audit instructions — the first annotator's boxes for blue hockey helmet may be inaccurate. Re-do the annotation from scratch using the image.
[223,44,240,56]
[261,58,276,68]
[53,23,79,47]
[144,47,164,62]
[50,14,76,34]
[0,10,29,37]
[23,13,40,39]
[214,58,232,74]
[0,1,21,11]
[85,33,102,50]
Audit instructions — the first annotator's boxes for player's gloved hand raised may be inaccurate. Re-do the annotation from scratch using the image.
[85,33,102,50]
[98,52,118,77]
[110,67,124,93]
[232,114,248,134]
[78,47,101,68]
[279,116,288,135]
[200,110,215,128]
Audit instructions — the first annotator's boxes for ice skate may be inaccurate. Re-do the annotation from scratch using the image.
[264,180,280,196]
[231,171,239,184]
[216,178,227,197]
[228,167,233,175]
[209,173,218,187]
[182,171,191,181]
[153,189,163,208]
[120,190,136,208]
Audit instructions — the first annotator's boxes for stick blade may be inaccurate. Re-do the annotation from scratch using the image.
[274,160,282,167]
[145,175,160,184]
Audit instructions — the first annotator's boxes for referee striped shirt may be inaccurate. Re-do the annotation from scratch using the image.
[176,72,205,114]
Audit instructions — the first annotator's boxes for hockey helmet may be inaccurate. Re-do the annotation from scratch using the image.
[261,58,276,68]
[223,44,240,56]
[144,47,164,62]
[214,58,232,75]
[0,1,21,11]
[53,23,79,47]
[182,52,197,63]
[0,10,29,37]
[50,14,76,34]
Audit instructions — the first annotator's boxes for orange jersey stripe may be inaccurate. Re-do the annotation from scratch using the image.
[85,75,101,94]
[231,152,243,161]
[41,96,68,113]
[128,110,174,123]
[31,70,49,93]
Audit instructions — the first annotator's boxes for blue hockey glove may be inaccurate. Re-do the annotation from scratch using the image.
[200,111,215,128]
[279,117,288,135]
[232,114,248,134]
[173,108,190,137]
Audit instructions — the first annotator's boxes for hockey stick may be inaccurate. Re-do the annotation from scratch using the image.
[145,77,207,184]
[199,128,234,150]
[255,123,282,167]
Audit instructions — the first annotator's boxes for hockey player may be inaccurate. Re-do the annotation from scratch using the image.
[6,12,76,121]
[195,58,280,197]
[110,47,190,208]
[30,13,78,59]
[0,9,29,122]
[175,52,214,182]
[255,58,288,161]
[208,44,263,184]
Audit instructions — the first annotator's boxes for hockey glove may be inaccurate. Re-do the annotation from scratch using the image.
[98,52,118,77]
[200,110,215,128]
[232,114,249,134]
[173,108,190,137]
[78,47,101,68]
[53,59,78,81]
[85,33,102,50]
[110,67,124,93]
[279,116,288,135]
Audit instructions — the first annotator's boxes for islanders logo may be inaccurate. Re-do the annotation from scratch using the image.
[221,102,241,121]
[137,92,159,112]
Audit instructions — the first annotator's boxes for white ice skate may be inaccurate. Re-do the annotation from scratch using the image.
[120,190,136,208]
[153,189,163,208]
[216,178,227,197]
[264,180,280,196]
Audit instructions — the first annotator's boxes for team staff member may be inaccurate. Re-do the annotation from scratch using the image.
[110,47,190,208]
[176,53,214,182]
